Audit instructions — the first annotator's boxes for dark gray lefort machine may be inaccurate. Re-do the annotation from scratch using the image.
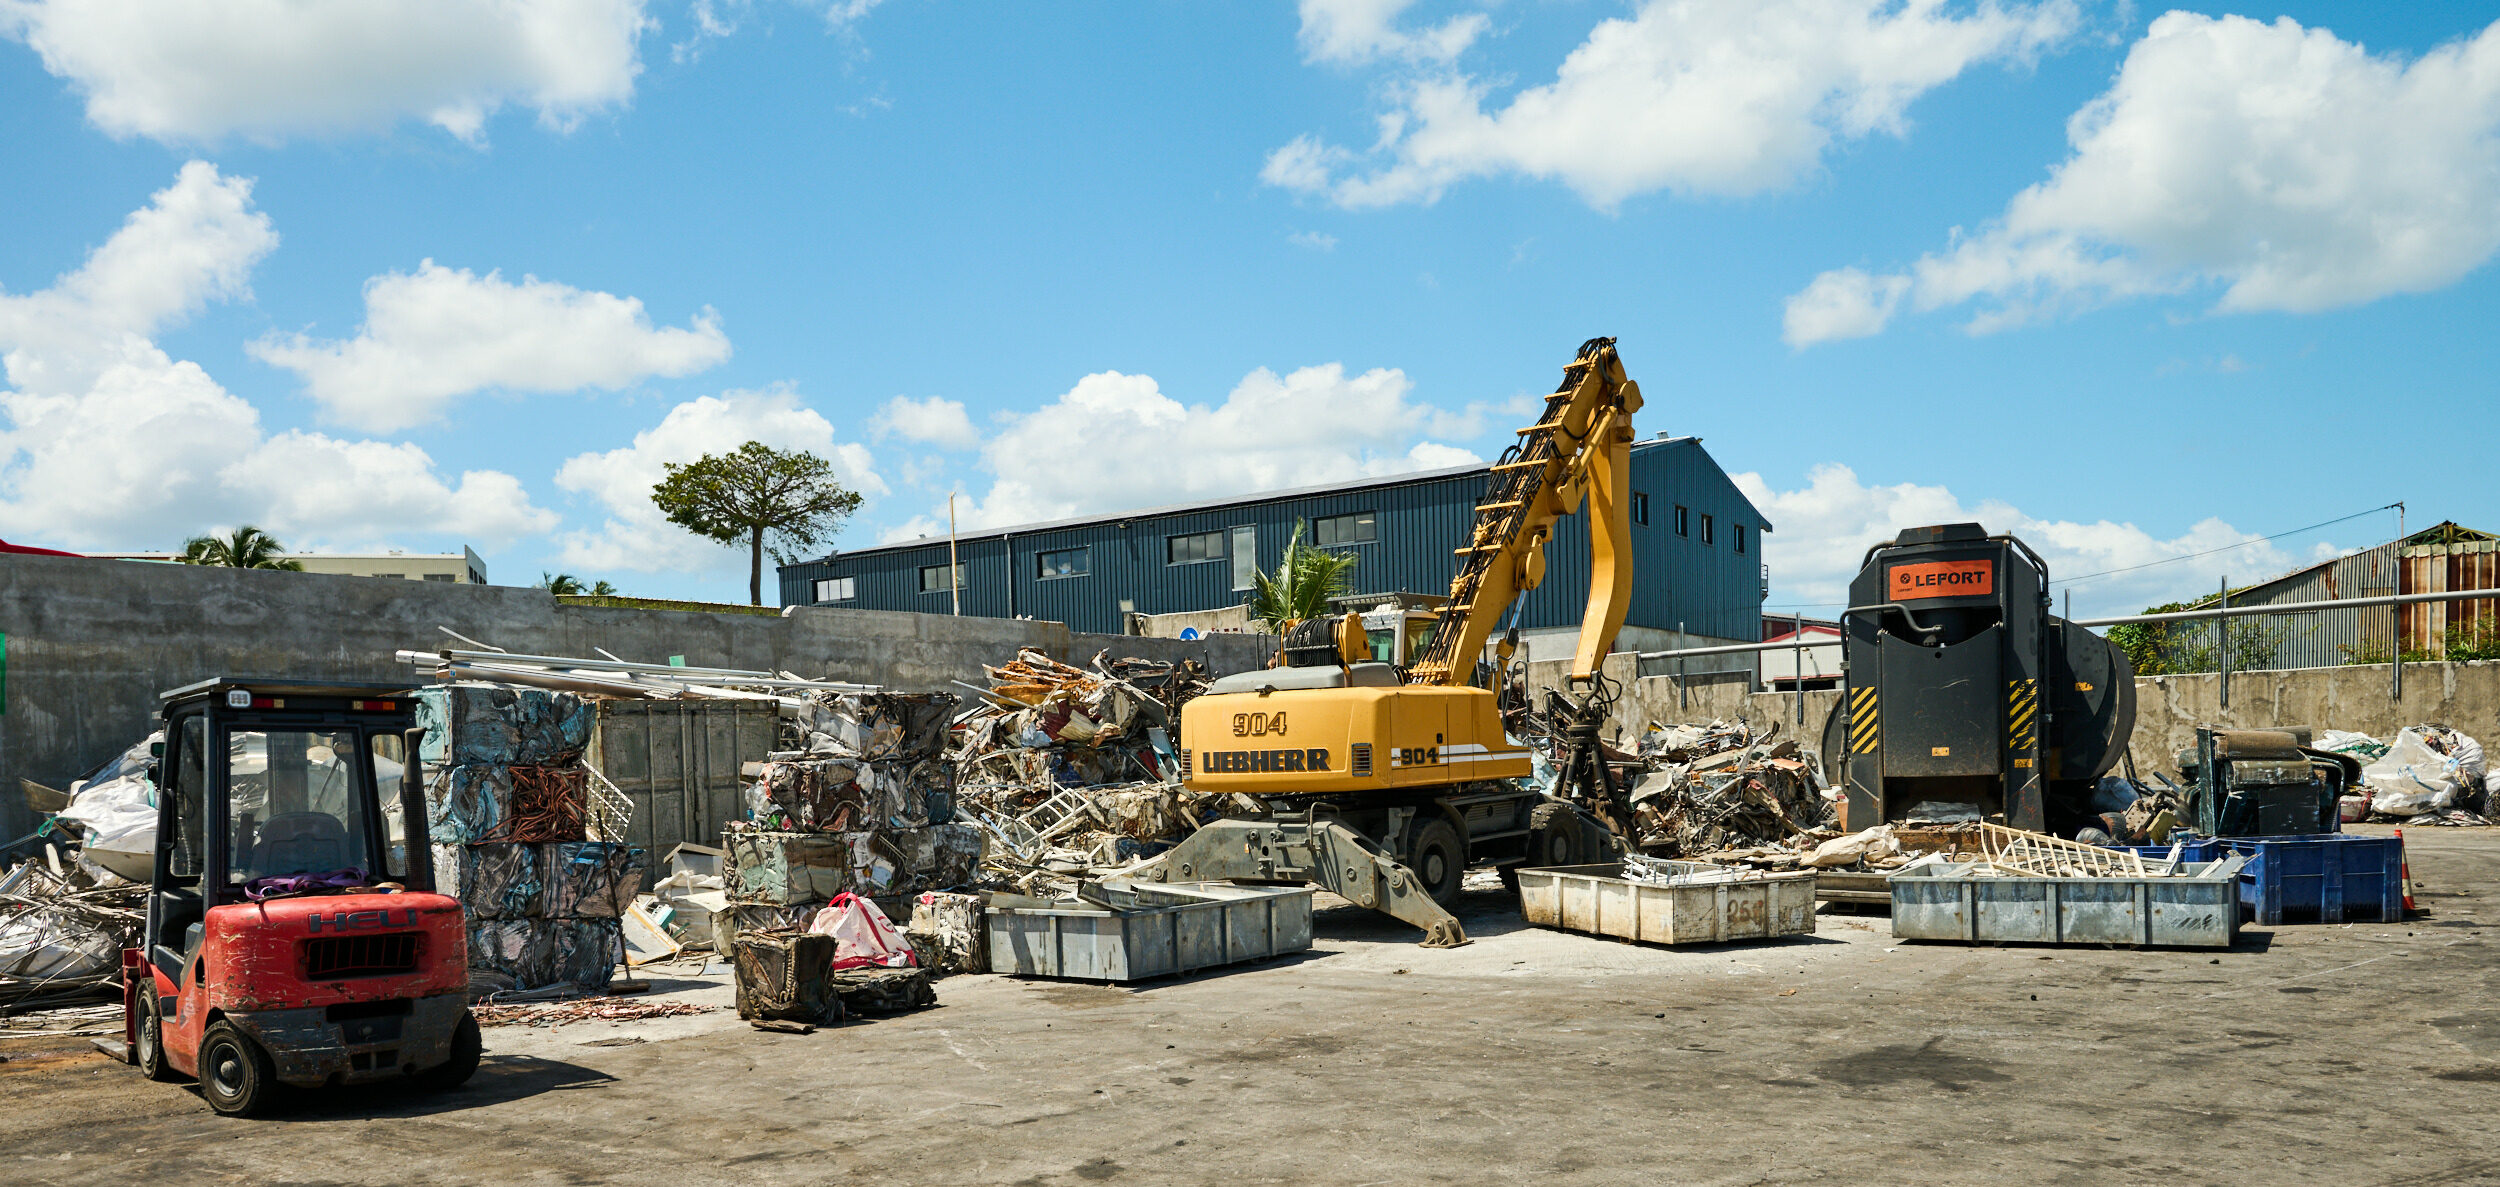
[1819,524,2137,835]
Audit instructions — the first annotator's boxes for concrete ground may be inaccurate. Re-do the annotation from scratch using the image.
[6,823,2497,1185]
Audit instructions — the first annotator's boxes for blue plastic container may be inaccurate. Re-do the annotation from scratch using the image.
[2221,833,2405,925]
[2102,837,2225,864]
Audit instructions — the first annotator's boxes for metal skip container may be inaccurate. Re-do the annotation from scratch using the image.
[985,881,1314,982]
[1888,856,2247,948]
[1515,862,1819,946]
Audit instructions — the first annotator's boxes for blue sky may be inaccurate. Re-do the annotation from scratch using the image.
[1,1,2493,616]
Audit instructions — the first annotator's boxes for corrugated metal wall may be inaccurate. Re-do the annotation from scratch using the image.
[2401,537,2500,653]
[780,438,1769,640]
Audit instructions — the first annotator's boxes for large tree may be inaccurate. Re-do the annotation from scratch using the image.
[651,441,862,605]
[181,525,304,571]
[1248,520,1359,630]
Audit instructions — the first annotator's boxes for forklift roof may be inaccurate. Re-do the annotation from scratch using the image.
[158,676,420,706]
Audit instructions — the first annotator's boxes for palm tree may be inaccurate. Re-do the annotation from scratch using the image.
[590,580,619,596]
[539,573,587,594]
[1248,520,1359,630]
[181,526,304,570]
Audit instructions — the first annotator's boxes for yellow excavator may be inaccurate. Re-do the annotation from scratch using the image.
[1135,337,1643,946]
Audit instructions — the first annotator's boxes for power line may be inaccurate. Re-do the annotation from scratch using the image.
[2052,502,2401,588]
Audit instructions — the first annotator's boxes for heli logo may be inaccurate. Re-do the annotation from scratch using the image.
[306,909,417,934]
[1201,748,1331,774]
[1889,559,1994,601]
[1231,711,1287,738]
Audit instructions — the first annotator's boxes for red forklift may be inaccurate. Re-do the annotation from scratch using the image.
[100,678,479,1116]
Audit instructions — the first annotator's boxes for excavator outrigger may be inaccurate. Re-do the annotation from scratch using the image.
[1136,337,1644,946]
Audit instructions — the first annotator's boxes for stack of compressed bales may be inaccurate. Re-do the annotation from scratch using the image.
[419,683,639,993]
[718,692,984,952]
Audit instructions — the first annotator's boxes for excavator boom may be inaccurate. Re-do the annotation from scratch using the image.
[1407,337,1642,687]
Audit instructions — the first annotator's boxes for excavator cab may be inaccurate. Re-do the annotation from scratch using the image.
[113,679,476,1116]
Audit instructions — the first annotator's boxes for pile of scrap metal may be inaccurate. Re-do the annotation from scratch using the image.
[949,649,1241,896]
[1619,721,1836,859]
[0,855,144,1012]
[2318,725,2493,824]
[5,737,167,1013]
[719,690,986,954]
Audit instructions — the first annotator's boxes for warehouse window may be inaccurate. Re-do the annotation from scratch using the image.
[919,563,965,594]
[1230,526,1257,591]
[1631,493,1648,526]
[1732,525,1747,554]
[813,576,855,602]
[1700,514,1715,545]
[1168,530,1225,566]
[1314,511,1376,547]
[1037,548,1089,580]
[423,573,453,582]
[1674,505,1689,537]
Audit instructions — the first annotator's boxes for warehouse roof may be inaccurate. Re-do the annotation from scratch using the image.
[825,435,1740,561]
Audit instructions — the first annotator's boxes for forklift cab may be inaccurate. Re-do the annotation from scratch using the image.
[129,679,475,1116]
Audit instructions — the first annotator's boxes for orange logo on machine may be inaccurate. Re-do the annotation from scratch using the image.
[1889,559,1994,601]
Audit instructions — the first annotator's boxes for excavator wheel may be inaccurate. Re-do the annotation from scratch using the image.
[135,986,179,1082]
[1406,819,1466,906]
[1523,801,1586,869]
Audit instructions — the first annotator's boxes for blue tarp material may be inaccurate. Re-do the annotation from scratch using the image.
[415,683,595,767]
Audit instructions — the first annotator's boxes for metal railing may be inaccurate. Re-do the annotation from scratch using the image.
[1628,587,2500,719]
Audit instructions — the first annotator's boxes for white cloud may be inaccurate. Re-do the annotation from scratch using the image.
[1781,267,1908,347]
[0,0,652,144]
[871,395,981,451]
[1271,0,2075,209]
[1733,463,2310,617]
[1287,230,1340,251]
[250,260,731,433]
[554,386,885,573]
[1296,0,1486,66]
[921,362,1479,535]
[0,163,551,550]
[1790,13,2500,345]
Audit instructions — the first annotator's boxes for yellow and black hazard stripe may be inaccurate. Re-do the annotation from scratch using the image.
[1849,686,1880,754]
[2007,678,2038,752]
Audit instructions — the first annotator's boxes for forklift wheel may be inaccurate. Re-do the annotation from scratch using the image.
[197,1022,279,1117]
[418,1012,482,1092]
[135,987,180,1083]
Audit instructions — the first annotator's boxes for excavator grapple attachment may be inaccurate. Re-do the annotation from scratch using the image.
[1134,817,1470,948]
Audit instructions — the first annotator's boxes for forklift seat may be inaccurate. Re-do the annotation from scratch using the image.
[247,812,353,879]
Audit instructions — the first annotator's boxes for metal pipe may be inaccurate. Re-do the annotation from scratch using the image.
[2218,575,2230,710]
[1791,612,1804,724]
[2396,503,2407,701]
[1631,587,2500,660]
[402,648,879,690]
[1843,602,1949,637]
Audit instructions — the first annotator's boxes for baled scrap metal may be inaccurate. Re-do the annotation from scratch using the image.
[724,826,854,905]
[467,917,624,992]
[431,842,640,918]
[733,928,845,1026]
[906,892,987,976]
[415,682,595,767]
[829,966,935,1014]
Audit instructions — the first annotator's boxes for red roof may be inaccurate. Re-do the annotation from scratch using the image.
[0,539,85,557]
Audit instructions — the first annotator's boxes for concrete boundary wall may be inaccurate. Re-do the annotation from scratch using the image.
[1528,650,2500,780]
[0,554,1272,839]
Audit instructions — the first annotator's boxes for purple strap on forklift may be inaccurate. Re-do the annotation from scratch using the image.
[245,868,375,900]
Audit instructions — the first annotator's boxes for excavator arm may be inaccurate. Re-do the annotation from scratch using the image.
[1407,337,1642,688]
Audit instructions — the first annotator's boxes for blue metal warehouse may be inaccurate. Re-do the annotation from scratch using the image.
[778,435,1772,655]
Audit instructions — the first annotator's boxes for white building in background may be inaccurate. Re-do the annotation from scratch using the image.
[1759,617,1842,691]
[94,546,489,585]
